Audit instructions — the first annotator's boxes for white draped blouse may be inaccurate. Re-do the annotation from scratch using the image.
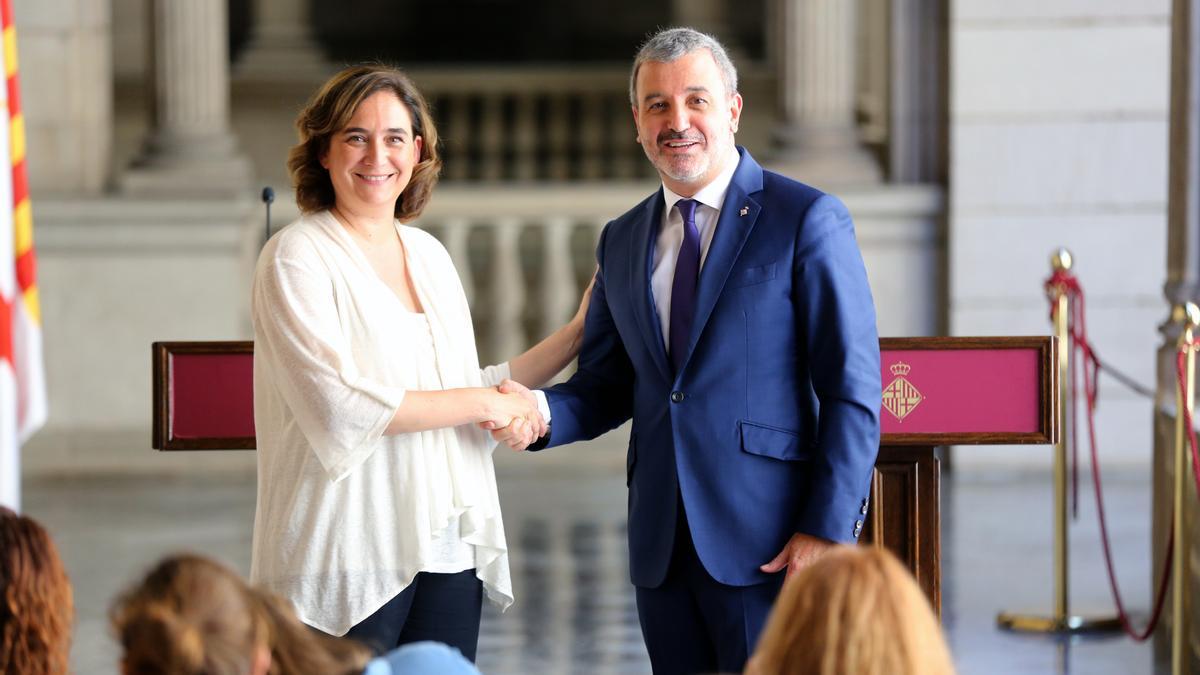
[249,210,513,635]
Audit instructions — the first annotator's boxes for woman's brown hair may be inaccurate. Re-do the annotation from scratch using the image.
[111,554,370,675]
[748,546,955,675]
[0,507,73,675]
[288,64,442,222]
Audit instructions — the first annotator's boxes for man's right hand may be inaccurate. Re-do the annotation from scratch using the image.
[481,379,546,450]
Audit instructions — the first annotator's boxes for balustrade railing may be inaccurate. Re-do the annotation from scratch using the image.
[415,67,656,183]
[409,180,943,364]
[419,182,653,364]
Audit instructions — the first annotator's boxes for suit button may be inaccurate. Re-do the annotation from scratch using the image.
[670,391,685,403]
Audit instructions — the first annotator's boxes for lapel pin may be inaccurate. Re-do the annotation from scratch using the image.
[739,206,749,217]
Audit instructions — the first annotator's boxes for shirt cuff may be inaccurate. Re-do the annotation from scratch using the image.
[533,389,551,423]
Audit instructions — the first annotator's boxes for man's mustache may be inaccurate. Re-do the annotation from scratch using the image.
[657,131,704,144]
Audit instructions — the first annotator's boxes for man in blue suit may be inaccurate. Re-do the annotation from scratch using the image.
[491,27,881,674]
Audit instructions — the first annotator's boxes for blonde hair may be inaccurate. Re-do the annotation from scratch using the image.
[288,64,441,222]
[749,547,955,675]
[111,554,370,675]
[0,507,73,675]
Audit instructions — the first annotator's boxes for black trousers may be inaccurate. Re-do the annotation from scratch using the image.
[634,503,785,675]
[341,569,483,662]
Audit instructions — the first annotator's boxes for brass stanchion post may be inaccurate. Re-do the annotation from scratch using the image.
[997,248,1121,633]
[1172,303,1198,674]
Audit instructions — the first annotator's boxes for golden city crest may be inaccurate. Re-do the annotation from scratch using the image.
[882,361,923,422]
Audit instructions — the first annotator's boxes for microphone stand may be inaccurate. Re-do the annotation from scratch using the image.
[261,186,275,250]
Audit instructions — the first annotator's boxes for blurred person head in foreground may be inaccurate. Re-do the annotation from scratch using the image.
[0,506,73,675]
[747,546,955,675]
[111,553,481,675]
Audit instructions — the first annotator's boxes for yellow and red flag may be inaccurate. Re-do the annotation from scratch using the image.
[0,0,45,511]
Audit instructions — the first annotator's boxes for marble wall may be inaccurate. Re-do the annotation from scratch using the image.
[950,1,1171,468]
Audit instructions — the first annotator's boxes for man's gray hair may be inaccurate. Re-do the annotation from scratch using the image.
[629,27,739,107]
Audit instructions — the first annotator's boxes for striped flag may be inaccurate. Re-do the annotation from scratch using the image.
[0,0,45,511]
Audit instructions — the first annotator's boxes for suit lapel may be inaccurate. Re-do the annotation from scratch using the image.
[679,150,765,374]
[628,190,672,383]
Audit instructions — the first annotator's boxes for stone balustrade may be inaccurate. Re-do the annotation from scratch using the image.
[414,181,943,364]
[413,182,655,364]
[414,68,655,183]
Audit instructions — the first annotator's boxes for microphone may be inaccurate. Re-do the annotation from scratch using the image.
[261,186,275,245]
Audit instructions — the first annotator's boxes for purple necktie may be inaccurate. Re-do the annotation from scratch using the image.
[669,199,700,375]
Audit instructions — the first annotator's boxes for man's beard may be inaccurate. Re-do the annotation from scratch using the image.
[657,153,710,182]
[647,130,714,183]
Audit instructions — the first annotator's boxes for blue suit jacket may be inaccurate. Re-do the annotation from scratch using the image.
[539,148,882,588]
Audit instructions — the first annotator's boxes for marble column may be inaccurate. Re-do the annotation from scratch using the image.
[1155,0,1200,670]
[235,0,332,83]
[857,0,889,150]
[14,0,112,196]
[770,0,881,184]
[887,0,947,184]
[121,0,252,196]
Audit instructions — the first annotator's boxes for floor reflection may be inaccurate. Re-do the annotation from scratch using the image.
[24,461,1158,674]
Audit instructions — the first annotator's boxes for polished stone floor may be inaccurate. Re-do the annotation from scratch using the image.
[22,445,1162,674]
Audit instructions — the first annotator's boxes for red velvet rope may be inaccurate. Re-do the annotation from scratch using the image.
[1045,268,1173,640]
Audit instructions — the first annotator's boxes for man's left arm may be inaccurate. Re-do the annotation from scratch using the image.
[763,194,882,577]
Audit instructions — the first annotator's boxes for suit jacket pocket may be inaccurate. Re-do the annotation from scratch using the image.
[626,434,637,486]
[728,262,776,288]
[739,420,810,461]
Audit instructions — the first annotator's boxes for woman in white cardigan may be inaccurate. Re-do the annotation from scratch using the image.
[249,65,589,662]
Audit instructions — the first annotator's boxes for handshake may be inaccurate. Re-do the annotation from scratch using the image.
[478,379,546,451]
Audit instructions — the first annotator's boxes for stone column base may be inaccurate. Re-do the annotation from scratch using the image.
[769,125,882,186]
[120,137,254,198]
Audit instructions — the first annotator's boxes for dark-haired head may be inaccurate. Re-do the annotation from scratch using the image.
[288,65,441,223]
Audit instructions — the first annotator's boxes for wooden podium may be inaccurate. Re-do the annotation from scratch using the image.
[153,336,1057,615]
[863,336,1057,616]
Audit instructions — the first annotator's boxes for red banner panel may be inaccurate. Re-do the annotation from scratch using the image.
[881,349,1039,433]
[169,353,255,440]
[878,337,1055,445]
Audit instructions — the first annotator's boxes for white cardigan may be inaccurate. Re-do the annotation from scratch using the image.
[249,210,512,635]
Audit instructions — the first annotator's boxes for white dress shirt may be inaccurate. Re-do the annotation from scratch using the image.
[651,154,741,347]
[535,152,742,422]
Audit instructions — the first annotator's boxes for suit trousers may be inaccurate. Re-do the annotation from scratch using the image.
[635,500,785,675]
[340,568,482,662]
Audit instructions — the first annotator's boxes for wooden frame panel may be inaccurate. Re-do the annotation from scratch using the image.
[152,341,255,451]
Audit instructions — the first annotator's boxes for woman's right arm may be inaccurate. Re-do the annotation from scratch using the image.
[384,386,539,435]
